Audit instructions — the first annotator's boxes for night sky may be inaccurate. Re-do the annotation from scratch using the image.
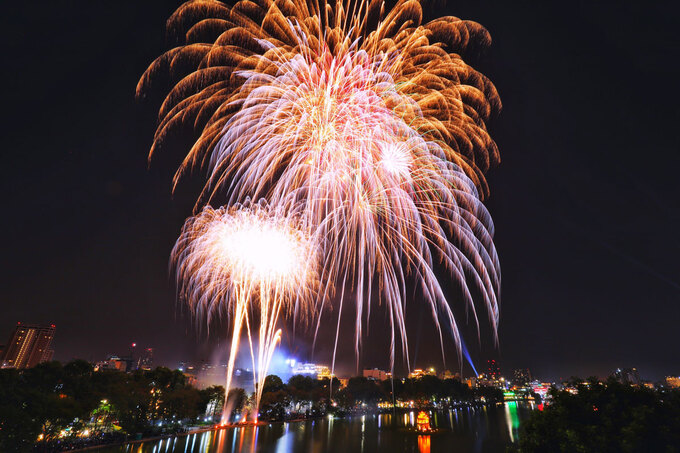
[2,1,678,382]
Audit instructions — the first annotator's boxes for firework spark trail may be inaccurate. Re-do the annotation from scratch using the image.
[143,0,501,381]
[172,202,316,422]
[212,40,499,372]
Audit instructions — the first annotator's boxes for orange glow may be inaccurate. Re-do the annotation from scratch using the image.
[416,411,432,433]
[216,428,227,452]
[418,435,431,453]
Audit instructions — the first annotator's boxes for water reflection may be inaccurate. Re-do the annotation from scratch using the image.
[418,435,431,453]
[106,404,532,453]
[504,402,520,442]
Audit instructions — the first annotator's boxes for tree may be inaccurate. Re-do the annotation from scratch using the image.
[442,378,472,402]
[0,368,42,452]
[262,374,285,393]
[288,375,314,411]
[414,375,445,403]
[226,387,246,416]
[517,379,680,452]
[258,375,289,421]
[199,385,226,420]
[0,361,224,449]
[341,377,384,407]
[162,387,202,420]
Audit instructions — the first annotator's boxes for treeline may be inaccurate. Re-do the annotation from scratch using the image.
[338,374,504,407]
[0,360,503,451]
[256,374,504,420]
[0,360,223,452]
[511,378,680,452]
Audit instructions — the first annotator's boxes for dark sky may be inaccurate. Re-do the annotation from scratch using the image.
[1,1,678,382]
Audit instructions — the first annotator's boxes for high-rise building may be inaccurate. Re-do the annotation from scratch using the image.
[487,360,500,380]
[513,368,532,387]
[0,323,56,369]
[138,348,154,370]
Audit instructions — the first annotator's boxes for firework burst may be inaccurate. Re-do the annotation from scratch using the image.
[143,0,501,380]
[172,201,316,421]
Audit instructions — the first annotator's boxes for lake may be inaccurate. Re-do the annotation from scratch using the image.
[96,402,534,453]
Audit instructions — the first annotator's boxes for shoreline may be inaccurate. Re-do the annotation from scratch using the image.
[74,403,512,452]
[71,427,214,452]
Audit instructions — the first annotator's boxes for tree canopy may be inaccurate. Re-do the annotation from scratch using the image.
[515,379,680,452]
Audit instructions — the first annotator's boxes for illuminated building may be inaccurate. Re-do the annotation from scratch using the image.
[291,361,316,375]
[416,411,432,432]
[462,377,476,388]
[93,356,127,372]
[0,323,55,369]
[290,361,333,379]
[178,362,199,386]
[138,348,153,370]
[364,368,391,381]
[438,370,459,380]
[666,376,680,389]
[530,382,551,399]
[409,368,436,379]
[513,368,532,387]
[475,360,507,389]
[317,366,333,380]
[409,369,425,379]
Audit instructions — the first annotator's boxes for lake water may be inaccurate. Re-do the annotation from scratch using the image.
[97,402,533,453]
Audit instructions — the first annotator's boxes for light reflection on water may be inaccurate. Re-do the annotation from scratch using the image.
[107,403,532,453]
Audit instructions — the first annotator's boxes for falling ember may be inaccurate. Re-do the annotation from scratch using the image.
[172,201,316,422]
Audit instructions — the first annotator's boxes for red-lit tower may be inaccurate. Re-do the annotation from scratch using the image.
[487,359,500,380]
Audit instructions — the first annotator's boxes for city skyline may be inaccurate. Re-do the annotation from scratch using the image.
[0,320,675,386]
[1,1,679,383]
